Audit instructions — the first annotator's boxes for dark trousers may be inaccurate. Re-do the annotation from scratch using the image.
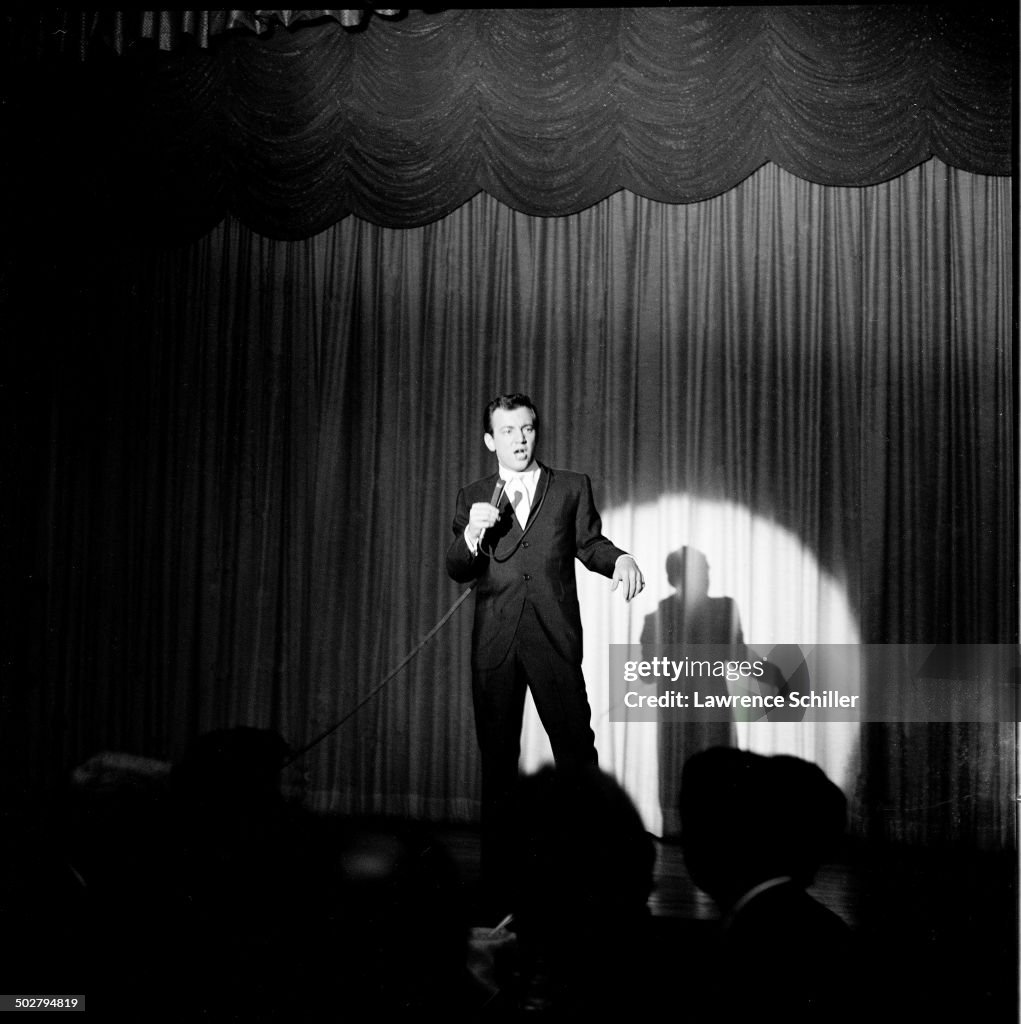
[472,601,598,912]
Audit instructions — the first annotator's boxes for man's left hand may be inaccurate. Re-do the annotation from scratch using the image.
[611,555,645,602]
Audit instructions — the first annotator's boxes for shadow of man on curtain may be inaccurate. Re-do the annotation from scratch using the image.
[640,546,743,837]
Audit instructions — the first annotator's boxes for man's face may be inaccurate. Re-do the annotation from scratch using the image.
[485,405,537,473]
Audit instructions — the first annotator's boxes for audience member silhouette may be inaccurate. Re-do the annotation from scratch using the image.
[163,728,341,1021]
[679,746,858,1024]
[508,764,659,1015]
[641,546,743,835]
[10,727,479,1021]
[326,815,477,1017]
[1,750,174,1017]
[167,727,476,1020]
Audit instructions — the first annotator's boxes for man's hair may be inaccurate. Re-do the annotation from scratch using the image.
[483,393,540,435]
[679,747,847,889]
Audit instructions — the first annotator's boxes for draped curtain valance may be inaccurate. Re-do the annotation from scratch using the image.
[10,7,1014,240]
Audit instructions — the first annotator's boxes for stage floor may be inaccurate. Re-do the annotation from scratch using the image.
[431,820,1018,1020]
[432,822,864,926]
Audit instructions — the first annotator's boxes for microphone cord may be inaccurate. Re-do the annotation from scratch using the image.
[283,582,478,767]
[282,471,547,767]
[490,465,551,563]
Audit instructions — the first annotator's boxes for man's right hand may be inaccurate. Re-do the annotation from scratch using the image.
[467,501,501,543]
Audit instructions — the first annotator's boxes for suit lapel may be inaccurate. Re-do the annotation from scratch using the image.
[523,466,549,529]
[485,467,547,554]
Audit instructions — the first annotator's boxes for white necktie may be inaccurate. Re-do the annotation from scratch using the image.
[508,477,530,528]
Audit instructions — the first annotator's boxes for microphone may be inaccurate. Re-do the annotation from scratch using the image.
[479,479,506,548]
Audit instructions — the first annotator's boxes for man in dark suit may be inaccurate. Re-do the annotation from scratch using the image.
[447,393,644,914]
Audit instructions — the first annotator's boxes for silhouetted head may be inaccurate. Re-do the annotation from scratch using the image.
[333,819,468,1014]
[665,546,710,600]
[171,727,290,807]
[679,747,846,907]
[508,766,656,1013]
[513,764,655,925]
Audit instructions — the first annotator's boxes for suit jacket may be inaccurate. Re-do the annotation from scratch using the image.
[446,465,625,671]
[711,882,859,1024]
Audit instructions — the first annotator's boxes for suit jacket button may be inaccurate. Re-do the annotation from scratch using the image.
[522,541,529,548]
[523,574,531,581]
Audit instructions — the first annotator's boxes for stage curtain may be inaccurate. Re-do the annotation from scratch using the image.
[8,159,1012,846]
[11,8,1014,241]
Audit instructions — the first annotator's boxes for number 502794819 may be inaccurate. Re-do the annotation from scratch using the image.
[6,996,83,1011]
